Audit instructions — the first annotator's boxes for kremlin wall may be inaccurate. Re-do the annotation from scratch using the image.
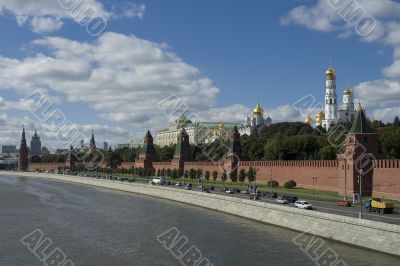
[19,66,400,200]
[23,108,400,200]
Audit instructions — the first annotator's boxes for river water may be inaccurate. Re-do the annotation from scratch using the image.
[0,175,399,266]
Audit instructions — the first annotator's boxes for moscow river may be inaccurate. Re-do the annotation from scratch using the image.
[0,175,399,266]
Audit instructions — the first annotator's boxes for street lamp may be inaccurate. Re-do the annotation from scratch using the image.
[253,168,259,201]
[312,176,318,199]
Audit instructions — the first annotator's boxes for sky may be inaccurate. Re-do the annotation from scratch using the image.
[1,0,400,150]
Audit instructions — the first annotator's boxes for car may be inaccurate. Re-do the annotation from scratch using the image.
[295,200,313,210]
[225,188,235,194]
[175,182,182,186]
[250,190,261,196]
[249,194,260,200]
[276,198,289,204]
[283,195,298,203]
[220,187,229,192]
[337,200,352,207]
[232,188,241,193]
[203,188,210,193]
[263,191,278,198]
[208,186,215,191]
[241,190,249,194]
[185,183,193,190]
[151,177,165,185]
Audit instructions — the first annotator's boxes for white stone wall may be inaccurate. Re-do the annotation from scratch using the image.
[3,171,400,257]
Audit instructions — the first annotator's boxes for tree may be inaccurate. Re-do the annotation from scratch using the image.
[221,170,227,184]
[184,170,189,178]
[171,169,178,179]
[157,169,161,176]
[267,180,279,188]
[204,171,210,181]
[318,145,337,160]
[189,168,196,179]
[196,169,203,179]
[284,180,297,189]
[394,116,400,127]
[247,167,256,183]
[238,169,246,183]
[212,170,218,182]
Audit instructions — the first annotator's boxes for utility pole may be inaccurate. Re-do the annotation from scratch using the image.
[254,168,258,201]
[344,158,347,201]
[359,168,363,219]
[269,168,274,198]
[312,176,318,199]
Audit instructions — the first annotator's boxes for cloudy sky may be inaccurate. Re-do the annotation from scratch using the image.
[1,0,400,150]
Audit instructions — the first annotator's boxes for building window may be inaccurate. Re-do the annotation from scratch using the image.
[330,99,332,104]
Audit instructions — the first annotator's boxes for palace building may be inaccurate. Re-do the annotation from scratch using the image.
[155,104,273,147]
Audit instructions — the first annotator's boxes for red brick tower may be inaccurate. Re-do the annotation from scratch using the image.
[136,130,159,169]
[172,128,192,171]
[18,127,29,171]
[224,126,243,181]
[65,145,77,171]
[338,105,382,197]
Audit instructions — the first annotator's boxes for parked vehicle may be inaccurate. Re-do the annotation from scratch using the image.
[283,195,298,203]
[337,200,352,207]
[365,198,394,214]
[175,182,182,187]
[295,200,313,210]
[263,191,278,198]
[208,186,215,191]
[185,183,193,190]
[151,177,165,185]
[249,194,260,200]
[225,188,235,194]
[221,187,229,192]
[232,188,241,193]
[241,190,249,194]
[276,198,289,204]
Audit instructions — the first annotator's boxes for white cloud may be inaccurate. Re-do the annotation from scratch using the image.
[30,16,64,33]
[0,0,144,33]
[282,0,400,121]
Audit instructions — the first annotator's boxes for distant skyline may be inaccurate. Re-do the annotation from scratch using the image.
[1,0,400,150]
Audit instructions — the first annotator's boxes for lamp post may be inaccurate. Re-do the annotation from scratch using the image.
[344,158,348,201]
[253,168,259,201]
[312,176,318,199]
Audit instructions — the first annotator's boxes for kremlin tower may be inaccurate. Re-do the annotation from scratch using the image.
[18,127,29,171]
[322,65,338,130]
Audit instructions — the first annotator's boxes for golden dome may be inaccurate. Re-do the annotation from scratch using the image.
[315,111,325,123]
[218,123,225,129]
[325,65,336,79]
[253,103,264,116]
[344,87,353,95]
[304,115,313,125]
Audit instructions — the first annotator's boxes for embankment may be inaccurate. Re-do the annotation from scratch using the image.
[2,171,399,257]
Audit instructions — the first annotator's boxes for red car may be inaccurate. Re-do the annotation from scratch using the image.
[337,200,352,207]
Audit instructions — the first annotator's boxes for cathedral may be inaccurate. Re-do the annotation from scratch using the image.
[238,103,272,135]
[305,65,357,130]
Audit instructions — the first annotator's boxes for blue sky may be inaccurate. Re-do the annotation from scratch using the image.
[1,0,400,149]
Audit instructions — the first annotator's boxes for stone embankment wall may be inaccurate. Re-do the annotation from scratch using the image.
[2,171,399,257]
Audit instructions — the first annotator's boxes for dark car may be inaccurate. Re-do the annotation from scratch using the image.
[283,195,298,203]
[221,187,229,192]
[208,186,215,191]
[233,188,241,193]
[263,191,278,198]
[185,183,193,190]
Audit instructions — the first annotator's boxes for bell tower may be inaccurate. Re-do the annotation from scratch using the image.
[322,65,338,130]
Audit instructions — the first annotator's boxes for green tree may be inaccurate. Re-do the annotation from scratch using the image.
[212,170,218,182]
[221,170,227,184]
[247,167,256,183]
[318,145,337,160]
[196,169,203,179]
[394,116,400,127]
[189,168,196,179]
[238,169,246,183]
[204,171,210,181]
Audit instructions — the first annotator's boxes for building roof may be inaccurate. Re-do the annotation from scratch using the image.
[349,104,372,134]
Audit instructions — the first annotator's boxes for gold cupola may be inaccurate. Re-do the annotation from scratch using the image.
[304,115,313,125]
[325,65,336,80]
[315,111,325,123]
[253,103,264,116]
[343,87,353,95]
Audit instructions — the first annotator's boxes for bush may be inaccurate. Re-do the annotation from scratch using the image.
[284,180,297,189]
[267,180,279,188]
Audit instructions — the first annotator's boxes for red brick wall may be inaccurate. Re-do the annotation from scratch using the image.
[238,161,340,192]
[373,160,400,200]
[28,163,67,172]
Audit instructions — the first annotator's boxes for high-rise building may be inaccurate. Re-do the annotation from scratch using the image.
[2,145,17,154]
[103,142,108,151]
[30,130,42,156]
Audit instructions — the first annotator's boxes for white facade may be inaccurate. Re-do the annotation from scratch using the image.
[238,104,272,136]
[321,66,356,130]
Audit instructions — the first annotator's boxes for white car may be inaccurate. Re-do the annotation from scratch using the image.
[295,200,312,210]
[276,198,289,204]
[151,177,165,185]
